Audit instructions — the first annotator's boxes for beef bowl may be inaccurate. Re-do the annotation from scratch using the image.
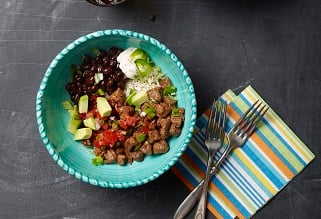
[36,29,197,188]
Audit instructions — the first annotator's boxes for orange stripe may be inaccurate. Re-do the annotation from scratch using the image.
[251,133,294,179]
[228,105,294,180]
[208,203,224,219]
[181,153,205,178]
[209,181,245,219]
[171,166,194,190]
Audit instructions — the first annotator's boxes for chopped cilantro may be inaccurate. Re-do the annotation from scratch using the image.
[92,156,104,166]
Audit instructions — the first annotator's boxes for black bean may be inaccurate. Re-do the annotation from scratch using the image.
[107,79,114,87]
[80,64,90,71]
[109,60,117,68]
[82,70,91,78]
[97,56,103,65]
[90,85,98,93]
[74,74,84,83]
[117,81,125,89]
[65,82,74,91]
[86,76,95,86]
[102,56,109,64]
[97,64,104,73]
[71,93,80,104]
[103,66,113,75]
[90,65,97,72]
[83,55,92,64]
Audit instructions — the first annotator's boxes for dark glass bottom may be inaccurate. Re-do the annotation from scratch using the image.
[85,0,125,7]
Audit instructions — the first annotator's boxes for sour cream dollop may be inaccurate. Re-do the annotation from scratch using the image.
[117,47,138,79]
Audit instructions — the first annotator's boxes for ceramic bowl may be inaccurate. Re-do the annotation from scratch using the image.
[36,29,197,188]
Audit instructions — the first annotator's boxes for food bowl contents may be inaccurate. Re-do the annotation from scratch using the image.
[63,47,185,166]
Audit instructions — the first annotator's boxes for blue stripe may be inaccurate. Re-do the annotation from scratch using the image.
[221,157,265,207]
[212,174,251,218]
[196,115,208,129]
[238,95,307,168]
[207,191,232,219]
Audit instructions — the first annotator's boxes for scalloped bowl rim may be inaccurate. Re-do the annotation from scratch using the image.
[36,29,197,188]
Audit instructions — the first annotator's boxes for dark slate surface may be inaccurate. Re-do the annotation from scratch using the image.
[0,0,320,218]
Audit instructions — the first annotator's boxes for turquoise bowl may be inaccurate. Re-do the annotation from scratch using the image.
[36,29,197,188]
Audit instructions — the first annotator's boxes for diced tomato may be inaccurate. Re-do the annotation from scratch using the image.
[115,130,126,142]
[93,130,118,148]
[118,119,128,130]
[85,109,95,119]
[101,123,109,130]
[90,95,98,102]
[125,116,140,126]
[78,113,87,120]
[140,123,150,134]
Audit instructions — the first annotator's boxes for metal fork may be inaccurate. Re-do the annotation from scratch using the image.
[194,99,227,219]
[174,100,269,219]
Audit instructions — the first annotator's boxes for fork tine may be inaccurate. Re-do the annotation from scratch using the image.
[237,101,263,133]
[245,104,269,137]
[232,99,259,132]
[218,101,227,140]
[205,99,216,139]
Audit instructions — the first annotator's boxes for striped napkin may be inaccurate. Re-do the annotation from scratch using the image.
[171,85,315,219]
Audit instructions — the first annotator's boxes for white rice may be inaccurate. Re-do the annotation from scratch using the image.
[124,67,164,96]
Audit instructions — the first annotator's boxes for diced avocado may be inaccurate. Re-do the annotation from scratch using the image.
[94,73,104,83]
[74,128,92,141]
[78,95,88,113]
[95,88,105,96]
[68,109,75,117]
[97,97,112,117]
[83,117,99,130]
[67,118,82,134]
[62,100,73,110]
[131,91,148,108]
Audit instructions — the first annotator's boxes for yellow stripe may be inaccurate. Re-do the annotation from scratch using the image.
[243,87,314,163]
[233,149,278,195]
[222,89,237,103]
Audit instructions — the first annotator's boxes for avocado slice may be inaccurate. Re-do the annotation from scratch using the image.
[62,100,73,110]
[97,97,112,117]
[67,118,82,134]
[78,95,88,113]
[131,91,148,108]
[74,128,92,140]
[83,117,99,130]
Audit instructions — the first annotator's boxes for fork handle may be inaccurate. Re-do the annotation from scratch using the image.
[173,146,235,219]
[194,153,215,219]
[173,178,205,219]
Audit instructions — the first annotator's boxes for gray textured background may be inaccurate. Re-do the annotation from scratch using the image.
[0,0,320,218]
